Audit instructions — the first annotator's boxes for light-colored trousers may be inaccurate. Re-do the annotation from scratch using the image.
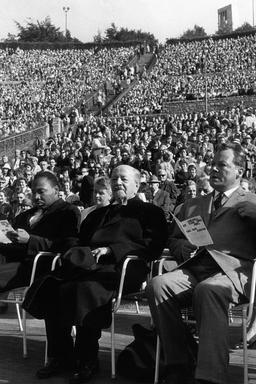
[147,268,240,384]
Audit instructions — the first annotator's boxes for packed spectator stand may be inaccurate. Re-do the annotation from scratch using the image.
[1,32,256,221]
[0,45,135,136]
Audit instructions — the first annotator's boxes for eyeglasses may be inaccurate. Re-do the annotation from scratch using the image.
[158,174,166,177]
[199,188,209,193]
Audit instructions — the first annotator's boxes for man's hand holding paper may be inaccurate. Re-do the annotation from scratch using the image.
[7,228,30,244]
[181,240,198,260]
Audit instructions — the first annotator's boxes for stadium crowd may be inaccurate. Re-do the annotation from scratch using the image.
[2,34,256,138]
[109,34,256,116]
[0,101,255,225]
[1,32,256,384]
[0,46,136,136]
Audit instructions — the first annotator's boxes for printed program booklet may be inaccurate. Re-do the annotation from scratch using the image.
[0,220,15,244]
[171,213,213,247]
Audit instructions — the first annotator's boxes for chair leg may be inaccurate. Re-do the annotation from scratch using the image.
[16,303,23,332]
[44,339,48,366]
[135,300,140,314]
[242,306,248,384]
[22,308,27,358]
[111,312,116,379]
[72,325,76,337]
[154,335,161,384]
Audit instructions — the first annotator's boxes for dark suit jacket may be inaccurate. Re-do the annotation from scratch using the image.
[23,197,168,326]
[169,187,256,298]
[0,199,80,291]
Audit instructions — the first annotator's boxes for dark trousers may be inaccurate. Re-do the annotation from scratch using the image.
[45,319,101,365]
[45,302,112,365]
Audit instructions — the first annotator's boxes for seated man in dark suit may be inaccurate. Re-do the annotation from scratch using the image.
[147,143,256,384]
[0,171,80,292]
[23,165,168,383]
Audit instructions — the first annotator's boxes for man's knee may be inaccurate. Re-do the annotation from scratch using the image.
[194,279,227,303]
[146,272,178,304]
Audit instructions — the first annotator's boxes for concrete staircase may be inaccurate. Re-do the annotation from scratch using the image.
[97,52,156,116]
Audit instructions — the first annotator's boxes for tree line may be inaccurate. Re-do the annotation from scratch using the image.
[3,17,255,44]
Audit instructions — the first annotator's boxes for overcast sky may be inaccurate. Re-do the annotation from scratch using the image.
[0,0,254,43]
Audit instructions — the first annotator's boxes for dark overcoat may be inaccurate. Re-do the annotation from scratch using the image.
[23,197,168,327]
[0,198,80,291]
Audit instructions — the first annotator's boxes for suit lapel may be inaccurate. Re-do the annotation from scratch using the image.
[213,187,245,220]
[30,199,63,228]
[200,193,213,228]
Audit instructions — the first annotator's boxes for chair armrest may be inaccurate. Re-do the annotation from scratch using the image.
[51,254,62,271]
[29,252,61,286]
[153,249,176,276]
[247,258,256,324]
[113,255,143,312]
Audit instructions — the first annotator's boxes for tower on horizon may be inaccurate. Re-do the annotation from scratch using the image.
[218,3,239,34]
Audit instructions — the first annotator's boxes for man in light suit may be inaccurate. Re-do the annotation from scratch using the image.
[147,142,256,384]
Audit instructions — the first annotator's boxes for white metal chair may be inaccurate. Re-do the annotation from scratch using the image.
[110,250,173,379]
[240,258,256,384]
[59,250,169,379]
[153,253,176,384]
[0,251,61,358]
[154,256,256,384]
[110,255,150,379]
[49,254,149,376]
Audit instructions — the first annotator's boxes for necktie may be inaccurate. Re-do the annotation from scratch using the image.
[214,193,224,211]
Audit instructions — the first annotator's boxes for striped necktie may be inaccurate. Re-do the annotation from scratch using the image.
[214,193,225,211]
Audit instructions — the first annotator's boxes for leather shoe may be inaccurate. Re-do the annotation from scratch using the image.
[36,358,73,379]
[234,334,256,350]
[69,359,99,384]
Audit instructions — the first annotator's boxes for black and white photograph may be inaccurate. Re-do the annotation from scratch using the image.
[0,1,256,383]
